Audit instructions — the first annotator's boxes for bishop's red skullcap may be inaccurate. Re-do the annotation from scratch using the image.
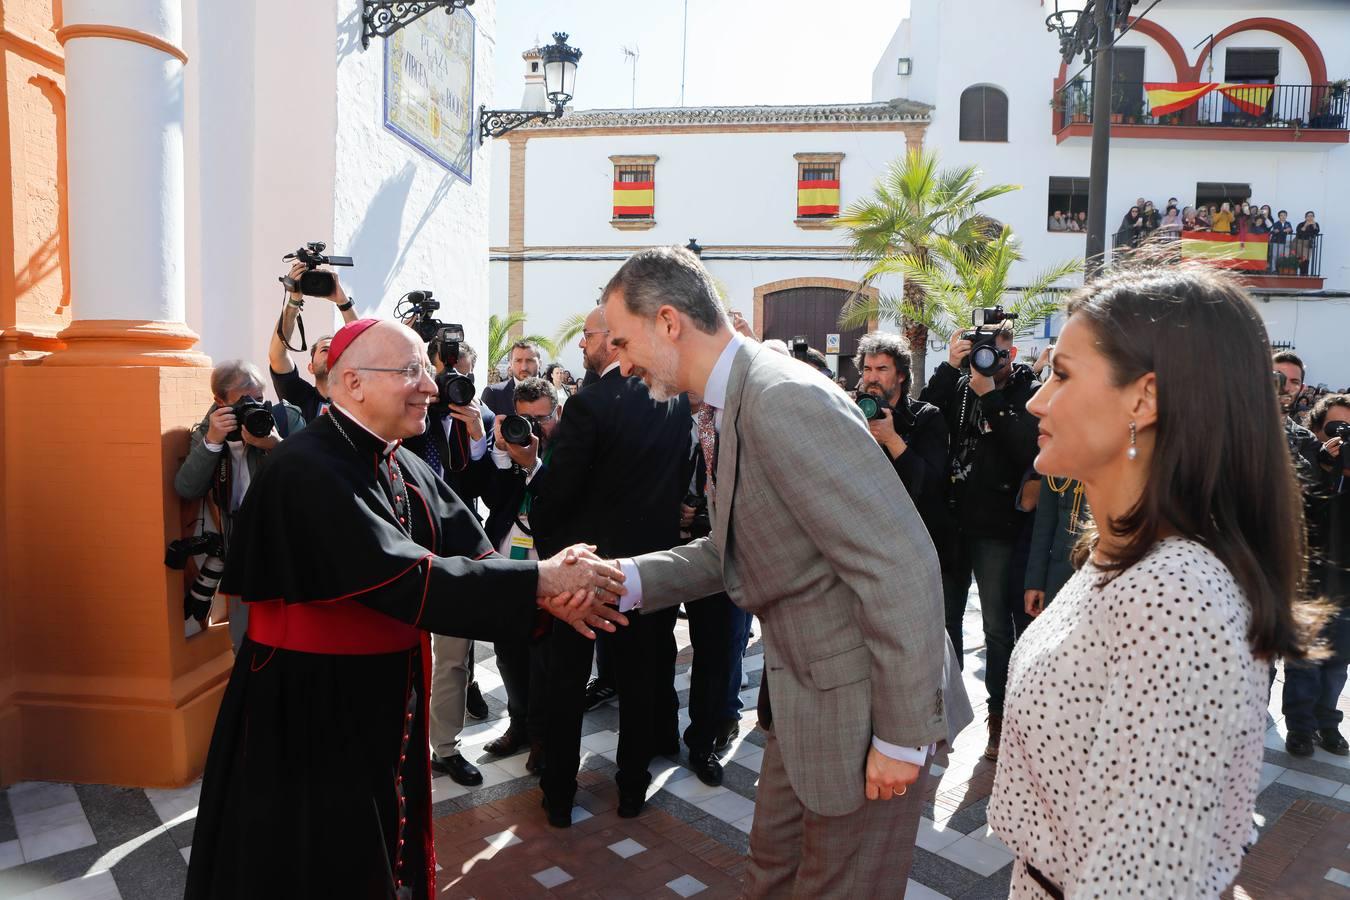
[327,318,381,370]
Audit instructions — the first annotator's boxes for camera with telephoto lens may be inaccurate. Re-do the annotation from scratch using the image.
[226,397,276,443]
[279,241,354,298]
[164,532,226,622]
[961,306,1018,377]
[435,370,475,409]
[856,392,887,421]
[500,414,537,447]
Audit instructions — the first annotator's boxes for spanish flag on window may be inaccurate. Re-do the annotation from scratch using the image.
[797,179,839,217]
[613,180,654,217]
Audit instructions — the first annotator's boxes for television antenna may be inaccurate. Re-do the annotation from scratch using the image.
[622,45,639,108]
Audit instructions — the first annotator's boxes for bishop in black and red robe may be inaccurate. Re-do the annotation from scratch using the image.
[184,405,541,900]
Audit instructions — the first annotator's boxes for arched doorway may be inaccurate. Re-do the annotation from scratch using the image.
[753,277,877,388]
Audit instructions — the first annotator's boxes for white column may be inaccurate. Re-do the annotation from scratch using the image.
[62,0,186,324]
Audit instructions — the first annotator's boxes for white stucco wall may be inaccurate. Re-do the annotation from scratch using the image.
[869,0,1350,381]
[183,0,496,390]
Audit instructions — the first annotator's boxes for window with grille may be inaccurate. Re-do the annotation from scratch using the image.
[959,85,1009,142]
[794,153,843,220]
[612,162,655,220]
[1047,176,1090,227]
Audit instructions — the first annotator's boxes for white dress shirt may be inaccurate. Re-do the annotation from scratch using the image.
[613,334,929,768]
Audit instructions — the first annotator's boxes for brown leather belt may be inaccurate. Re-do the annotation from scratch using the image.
[1026,862,1064,899]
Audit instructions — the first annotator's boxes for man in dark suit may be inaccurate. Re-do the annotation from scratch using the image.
[480,340,541,417]
[530,305,692,824]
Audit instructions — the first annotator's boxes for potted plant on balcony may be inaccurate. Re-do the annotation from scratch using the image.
[1275,254,1301,276]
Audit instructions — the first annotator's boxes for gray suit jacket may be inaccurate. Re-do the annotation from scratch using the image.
[633,341,973,817]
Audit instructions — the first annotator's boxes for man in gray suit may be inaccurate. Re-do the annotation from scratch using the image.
[601,246,972,897]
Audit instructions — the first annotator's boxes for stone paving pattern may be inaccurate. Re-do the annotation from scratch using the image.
[2,596,1349,898]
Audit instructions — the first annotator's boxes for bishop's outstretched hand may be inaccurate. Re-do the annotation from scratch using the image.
[537,544,629,638]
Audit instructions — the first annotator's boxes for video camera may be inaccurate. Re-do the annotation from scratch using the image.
[279,241,354,298]
[393,290,474,409]
[961,306,1018,378]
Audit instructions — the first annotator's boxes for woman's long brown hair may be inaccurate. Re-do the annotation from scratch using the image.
[1067,264,1323,660]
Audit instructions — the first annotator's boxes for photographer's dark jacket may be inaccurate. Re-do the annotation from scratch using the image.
[270,366,328,423]
[883,395,952,566]
[1308,467,1350,663]
[402,403,496,520]
[921,361,1040,542]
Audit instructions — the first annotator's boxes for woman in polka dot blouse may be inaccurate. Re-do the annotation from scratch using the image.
[988,265,1324,898]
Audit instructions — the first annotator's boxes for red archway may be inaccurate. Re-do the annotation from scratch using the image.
[1186,17,1327,85]
[1055,17,1189,85]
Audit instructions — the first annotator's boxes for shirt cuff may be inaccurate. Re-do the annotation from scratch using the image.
[871,738,931,766]
[469,433,489,461]
[203,440,225,453]
[523,458,543,484]
[617,559,644,612]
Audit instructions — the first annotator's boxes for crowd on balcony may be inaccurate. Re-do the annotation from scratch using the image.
[1111,197,1321,274]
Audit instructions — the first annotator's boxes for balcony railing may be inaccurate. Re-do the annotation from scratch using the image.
[1111,231,1323,279]
[1055,81,1350,132]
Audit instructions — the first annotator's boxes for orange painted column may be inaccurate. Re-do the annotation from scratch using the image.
[0,0,233,788]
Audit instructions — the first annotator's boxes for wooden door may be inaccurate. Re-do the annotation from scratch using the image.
[761,286,865,387]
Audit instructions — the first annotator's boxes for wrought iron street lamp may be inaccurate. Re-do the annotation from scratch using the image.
[480,33,582,141]
[361,1,474,50]
[1045,0,1140,276]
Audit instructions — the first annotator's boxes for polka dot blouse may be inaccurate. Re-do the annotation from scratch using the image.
[988,537,1266,898]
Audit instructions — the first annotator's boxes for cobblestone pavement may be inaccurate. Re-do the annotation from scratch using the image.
[2,595,1349,898]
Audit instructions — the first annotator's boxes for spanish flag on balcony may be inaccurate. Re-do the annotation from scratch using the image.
[1180,230,1270,271]
[613,180,654,217]
[1144,82,1277,116]
[797,179,840,217]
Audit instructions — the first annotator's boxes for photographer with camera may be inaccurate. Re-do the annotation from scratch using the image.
[268,243,359,423]
[855,333,951,561]
[398,321,497,787]
[482,340,542,416]
[173,361,304,649]
[1280,385,1350,758]
[1274,351,1325,480]
[921,311,1040,760]
[474,376,563,772]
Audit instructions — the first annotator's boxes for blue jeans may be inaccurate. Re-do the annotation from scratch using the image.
[1283,660,1348,733]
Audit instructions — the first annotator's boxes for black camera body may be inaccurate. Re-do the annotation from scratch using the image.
[961,306,1019,378]
[397,290,465,368]
[790,336,810,362]
[1326,420,1350,441]
[280,241,354,297]
[500,414,537,447]
[856,393,887,421]
[226,397,275,443]
[435,371,476,409]
[165,531,223,570]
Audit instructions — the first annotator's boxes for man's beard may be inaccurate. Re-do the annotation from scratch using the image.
[631,341,680,402]
[863,382,896,405]
[584,345,607,375]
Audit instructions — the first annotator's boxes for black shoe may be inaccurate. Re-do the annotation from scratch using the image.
[583,679,617,712]
[483,728,527,758]
[526,740,546,774]
[1318,727,1350,756]
[540,795,572,829]
[712,720,739,754]
[689,752,724,787]
[1286,730,1317,757]
[465,681,489,720]
[431,752,483,787]
[617,788,647,818]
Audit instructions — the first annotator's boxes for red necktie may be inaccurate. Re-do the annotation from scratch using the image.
[696,405,718,504]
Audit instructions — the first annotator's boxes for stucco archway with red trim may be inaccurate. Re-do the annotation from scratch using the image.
[1187,17,1327,85]
[1055,17,1190,85]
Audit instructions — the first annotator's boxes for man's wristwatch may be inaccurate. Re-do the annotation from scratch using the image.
[337,299,354,312]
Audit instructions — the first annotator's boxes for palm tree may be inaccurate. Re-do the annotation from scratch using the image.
[487,312,556,376]
[551,312,588,350]
[842,225,1082,345]
[835,148,1019,396]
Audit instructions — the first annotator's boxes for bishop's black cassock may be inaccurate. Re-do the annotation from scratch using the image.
[185,407,540,900]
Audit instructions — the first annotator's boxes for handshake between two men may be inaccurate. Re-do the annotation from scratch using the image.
[535,544,630,639]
